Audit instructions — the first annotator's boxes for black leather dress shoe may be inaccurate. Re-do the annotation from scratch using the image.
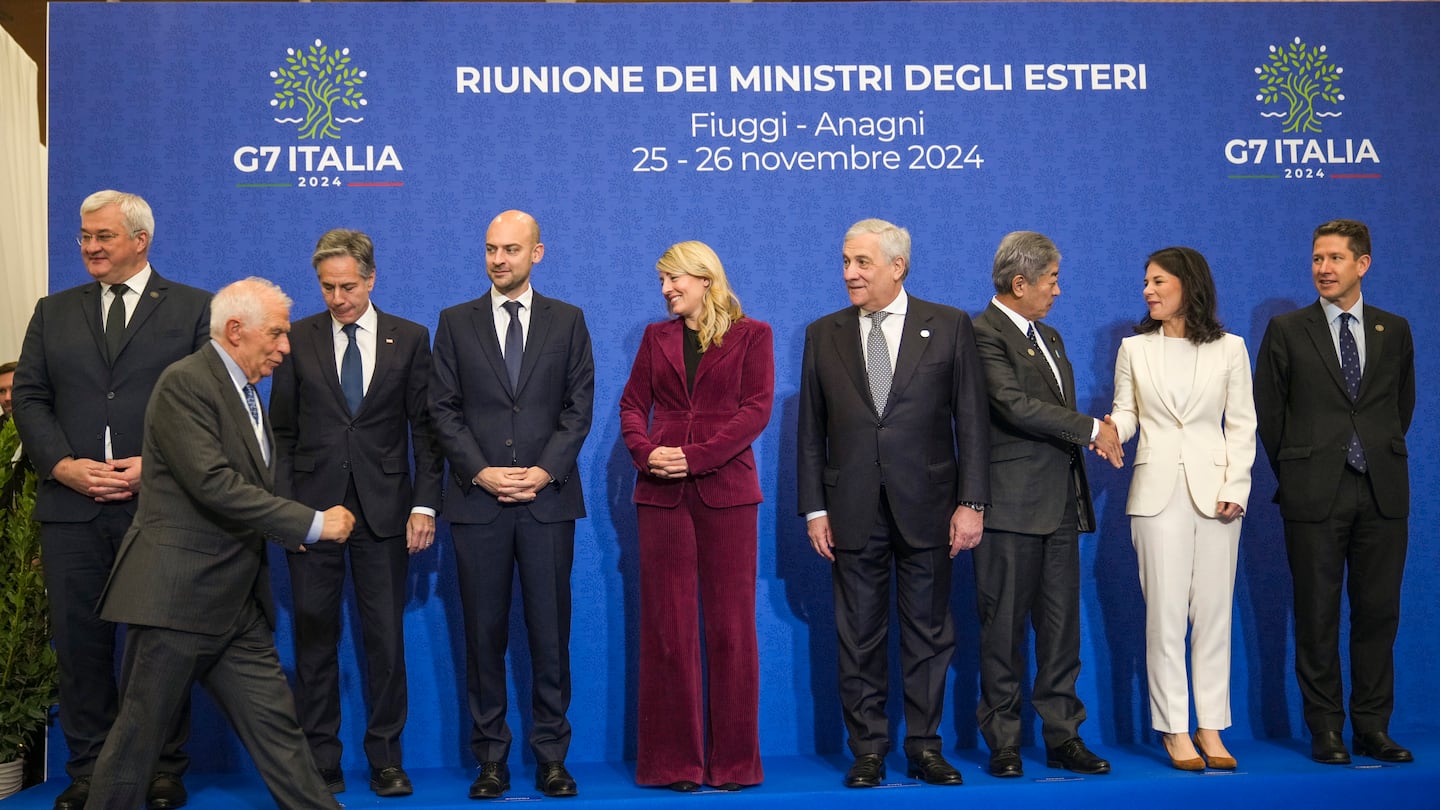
[469,761,510,799]
[668,780,699,792]
[146,772,188,809]
[1047,738,1111,774]
[989,746,1024,778]
[1311,731,1351,765]
[535,761,577,797]
[319,768,346,794]
[844,753,885,788]
[1354,731,1413,763]
[906,749,963,785]
[715,782,743,791]
[370,766,414,797]
[53,777,90,810]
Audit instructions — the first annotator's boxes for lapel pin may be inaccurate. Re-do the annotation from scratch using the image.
[1026,348,1036,356]
[385,338,395,344]
[1375,324,1385,332]
[149,291,160,299]
[920,329,931,338]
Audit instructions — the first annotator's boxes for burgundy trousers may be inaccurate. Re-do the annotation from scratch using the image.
[635,484,763,787]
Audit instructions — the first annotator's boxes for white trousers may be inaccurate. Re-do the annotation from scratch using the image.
[1131,467,1241,733]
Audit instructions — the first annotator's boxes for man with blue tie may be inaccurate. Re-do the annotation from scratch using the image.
[1255,219,1415,765]
[86,277,355,810]
[270,229,444,797]
[430,210,595,800]
[12,190,209,810]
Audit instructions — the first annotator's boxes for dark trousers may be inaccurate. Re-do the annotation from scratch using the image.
[287,481,409,771]
[40,509,188,778]
[972,480,1085,750]
[87,600,337,810]
[1286,466,1408,735]
[451,509,574,764]
[635,486,762,787]
[831,492,955,758]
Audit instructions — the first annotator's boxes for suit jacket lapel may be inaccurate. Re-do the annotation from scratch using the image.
[1180,339,1222,420]
[655,319,688,399]
[1029,319,1066,403]
[204,345,269,477]
[368,309,400,408]
[693,321,740,394]
[888,303,933,409]
[827,308,869,412]
[467,296,512,395]
[308,316,348,410]
[1301,302,1349,397]
[516,293,552,397]
[118,271,168,361]
[1358,304,1387,400]
[83,283,107,360]
[1140,332,1184,424]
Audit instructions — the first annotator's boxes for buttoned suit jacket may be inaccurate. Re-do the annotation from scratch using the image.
[430,291,595,524]
[619,317,775,509]
[271,307,443,537]
[98,343,316,635]
[12,270,211,522]
[973,303,1095,535]
[1254,302,1413,521]
[797,295,990,550]
[1110,331,1257,518]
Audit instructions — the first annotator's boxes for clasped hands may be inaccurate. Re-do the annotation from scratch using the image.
[474,465,553,503]
[646,446,689,480]
[53,455,142,502]
[1088,415,1125,469]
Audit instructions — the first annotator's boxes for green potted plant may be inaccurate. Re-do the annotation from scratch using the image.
[0,417,56,798]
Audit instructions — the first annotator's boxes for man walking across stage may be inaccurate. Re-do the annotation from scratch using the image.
[971,231,1117,778]
[430,210,595,799]
[1254,219,1415,765]
[12,190,208,810]
[270,229,444,797]
[797,218,989,788]
[86,278,355,809]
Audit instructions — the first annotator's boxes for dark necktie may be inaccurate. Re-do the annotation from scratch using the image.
[502,300,524,390]
[1339,313,1367,472]
[340,322,363,414]
[865,311,892,414]
[1028,322,1064,402]
[105,283,129,364]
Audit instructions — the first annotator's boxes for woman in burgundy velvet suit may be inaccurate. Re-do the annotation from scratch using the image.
[620,241,774,792]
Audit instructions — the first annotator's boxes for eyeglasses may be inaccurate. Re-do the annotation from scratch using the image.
[75,231,130,247]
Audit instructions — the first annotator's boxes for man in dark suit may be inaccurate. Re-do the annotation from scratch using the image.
[797,218,990,788]
[430,210,594,800]
[271,229,443,798]
[972,231,1118,778]
[1255,219,1415,765]
[86,277,356,809]
[12,190,209,810]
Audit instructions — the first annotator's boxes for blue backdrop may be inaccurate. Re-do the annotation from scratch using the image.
[47,1,1438,774]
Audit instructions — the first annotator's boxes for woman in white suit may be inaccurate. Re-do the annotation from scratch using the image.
[1110,247,1256,771]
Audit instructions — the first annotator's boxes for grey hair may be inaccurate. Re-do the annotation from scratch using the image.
[210,277,292,339]
[80,190,156,242]
[992,231,1061,294]
[844,218,911,278]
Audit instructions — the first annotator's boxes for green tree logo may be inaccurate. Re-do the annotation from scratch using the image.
[1254,37,1344,134]
[269,39,368,140]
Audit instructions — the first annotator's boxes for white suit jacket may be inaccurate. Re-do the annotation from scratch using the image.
[1110,331,1257,517]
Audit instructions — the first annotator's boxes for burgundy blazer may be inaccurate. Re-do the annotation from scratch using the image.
[619,316,774,509]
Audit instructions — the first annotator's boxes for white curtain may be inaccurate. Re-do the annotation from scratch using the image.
[0,26,47,364]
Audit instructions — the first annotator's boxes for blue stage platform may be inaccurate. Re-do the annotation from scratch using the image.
[7,740,1438,809]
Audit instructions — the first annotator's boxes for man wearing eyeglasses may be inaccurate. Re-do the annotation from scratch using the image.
[12,190,211,810]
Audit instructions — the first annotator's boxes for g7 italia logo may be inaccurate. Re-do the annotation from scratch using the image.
[233,38,403,188]
[1224,36,1378,181]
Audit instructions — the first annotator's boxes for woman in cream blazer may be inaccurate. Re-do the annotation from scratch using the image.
[1110,247,1256,771]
